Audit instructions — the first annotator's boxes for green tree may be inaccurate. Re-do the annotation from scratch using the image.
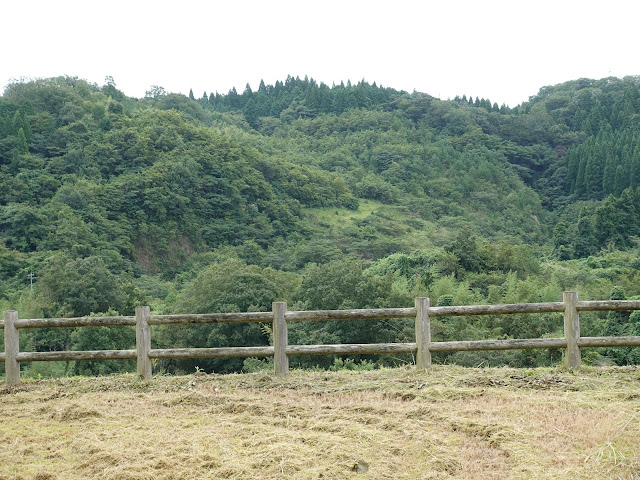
[37,255,126,318]
[0,244,22,280]
[552,222,571,260]
[160,259,296,373]
[0,204,48,252]
[593,196,621,248]
[631,148,640,190]
[295,258,388,310]
[602,150,617,196]
[614,164,627,196]
[584,152,604,198]
[603,287,636,365]
[575,154,587,196]
[243,98,260,128]
[573,208,596,258]
[15,128,28,154]
[290,258,409,369]
[444,227,487,274]
[70,310,136,376]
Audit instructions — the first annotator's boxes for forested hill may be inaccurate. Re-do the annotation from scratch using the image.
[1,75,640,374]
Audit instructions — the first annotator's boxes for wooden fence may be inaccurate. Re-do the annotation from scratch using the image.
[2,291,640,385]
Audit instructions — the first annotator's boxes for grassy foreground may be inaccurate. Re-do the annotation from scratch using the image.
[1,366,639,480]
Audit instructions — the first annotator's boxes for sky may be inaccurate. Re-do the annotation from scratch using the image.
[2,0,639,107]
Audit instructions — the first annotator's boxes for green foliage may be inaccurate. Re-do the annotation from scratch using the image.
[2,74,640,374]
[174,258,294,314]
[242,357,273,373]
[294,258,394,310]
[37,255,127,318]
[70,310,136,376]
[287,258,413,369]
[602,287,640,365]
[329,358,376,371]
[156,258,296,373]
[551,187,640,259]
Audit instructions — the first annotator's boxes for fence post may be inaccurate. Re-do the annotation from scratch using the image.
[3,310,20,385]
[136,306,152,380]
[415,297,431,369]
[273,302,288,375]
[563,291,581,369]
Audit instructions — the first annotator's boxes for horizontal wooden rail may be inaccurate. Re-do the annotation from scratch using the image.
[149,346,275,359]
[285,307,416,322]
[577,336,640,347]
[430,338,569,352]
[16,350,137,362]
[149,312,273,326]
[13,316,136,329]
[576,300,640,311]
[2,292,640,384]
[429,302,565,317]
[287,343,416,356]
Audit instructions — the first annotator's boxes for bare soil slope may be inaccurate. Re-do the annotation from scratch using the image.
[1,366,639,479]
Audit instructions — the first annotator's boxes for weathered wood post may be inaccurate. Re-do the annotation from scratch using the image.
[273,302,288,375]
[3,310,20,385]
[136,306,152,380]
[563,291,581,369]
[415,297,431,368]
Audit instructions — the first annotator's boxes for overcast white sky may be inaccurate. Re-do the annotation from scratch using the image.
[2,0,638,107]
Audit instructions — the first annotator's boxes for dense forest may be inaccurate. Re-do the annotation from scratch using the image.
[1,74,640,376]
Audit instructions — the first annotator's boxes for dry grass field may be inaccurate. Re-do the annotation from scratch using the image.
[1,365,639,480]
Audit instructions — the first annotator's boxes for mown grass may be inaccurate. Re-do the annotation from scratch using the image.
[1,365,639,479]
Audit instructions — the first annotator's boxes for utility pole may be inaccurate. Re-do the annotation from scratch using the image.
[27,271,36,291]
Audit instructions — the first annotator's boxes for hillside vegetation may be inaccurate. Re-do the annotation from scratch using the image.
[1,367,639,479]
[1,75,640,375]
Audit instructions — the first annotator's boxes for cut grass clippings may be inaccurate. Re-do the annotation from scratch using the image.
[1,365,639,479]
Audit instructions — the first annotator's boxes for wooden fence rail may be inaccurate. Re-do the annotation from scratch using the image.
[2,291,640,384]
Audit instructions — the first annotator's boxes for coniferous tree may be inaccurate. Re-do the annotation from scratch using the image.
[575,153,587,197]
[227,87,240,109]
[243,98,260,129]
[10,110,31,144]
[15,127,28,154]
[305,84,321,111]
[566,147,580,194]
[11,110,23,134]
[630,147,640,190]
[614,164,627,196]
[602,150,617,196]
[584,149,605,198]
[618,188,639,236]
